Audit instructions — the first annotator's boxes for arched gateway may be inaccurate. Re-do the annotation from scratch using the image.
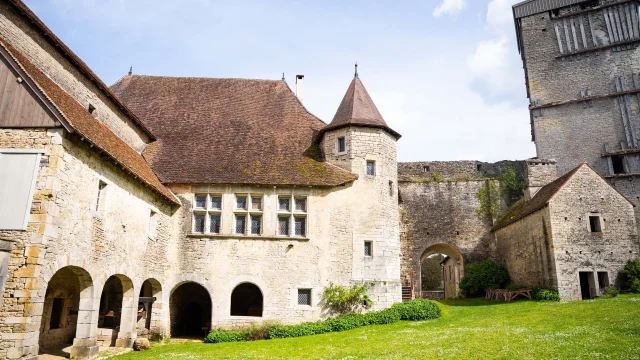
[419,244,464,299]
[170,282,212,338]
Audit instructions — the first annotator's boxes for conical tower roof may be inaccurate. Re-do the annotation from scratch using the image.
[318,75,401,140]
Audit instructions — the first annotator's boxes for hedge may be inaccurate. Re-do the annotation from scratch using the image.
[532,287,561,301]
[205,299,441,343]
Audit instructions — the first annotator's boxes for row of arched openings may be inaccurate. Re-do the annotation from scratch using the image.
[38,265,264,356]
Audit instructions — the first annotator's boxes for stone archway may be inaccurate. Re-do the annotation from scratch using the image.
[170,282,212,338]
[230,283,263,317]
[96,274,135,348]
[137,278,163,340]
[39,265,97,359]
[419,244,464,299]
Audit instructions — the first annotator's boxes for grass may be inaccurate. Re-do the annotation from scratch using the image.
[112,294,640,359]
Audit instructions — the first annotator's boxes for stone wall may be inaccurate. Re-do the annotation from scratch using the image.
[494,208,557,289]
[548,166,639,299]
[0,3,151,152]
[0,128,173,359]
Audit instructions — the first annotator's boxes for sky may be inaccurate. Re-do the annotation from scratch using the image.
[24,0,536,163]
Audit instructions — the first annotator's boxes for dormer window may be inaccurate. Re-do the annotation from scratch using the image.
[337,137,346,153]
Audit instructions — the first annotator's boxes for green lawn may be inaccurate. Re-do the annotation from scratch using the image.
[113,294,640,359]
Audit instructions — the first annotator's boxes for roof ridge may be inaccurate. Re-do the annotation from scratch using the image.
[122,74,284,82]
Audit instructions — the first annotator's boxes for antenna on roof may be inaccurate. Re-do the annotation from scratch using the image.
[354,62,358,79]
[282,72,285,81]
[128,66,132,76]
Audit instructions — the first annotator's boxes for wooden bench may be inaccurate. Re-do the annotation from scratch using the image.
[486,288,533,302]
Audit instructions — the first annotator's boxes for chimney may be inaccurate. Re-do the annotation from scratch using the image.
[296,75,304,103]
[524,158,558,201]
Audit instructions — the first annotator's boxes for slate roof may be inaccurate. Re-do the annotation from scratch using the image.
[6,0,155,140]
[318,77,401,140]
[110,75,358,186]
[0,38,179,205]
[492,163,634,231]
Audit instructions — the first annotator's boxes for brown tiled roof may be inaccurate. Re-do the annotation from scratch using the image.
[318,77,401,140]
[110,75,358,186]
[0,39,179,205]
[6,0,155,140]
[492,163,587,231]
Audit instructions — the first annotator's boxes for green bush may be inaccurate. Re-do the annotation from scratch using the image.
[364,307,401,325]
[391,299,440,321]
[459,260,510,297]
[322,282,372,315]
[267,322,329,339]
[622,259,640,293]
[533,287,561,301]
[604,286,620,297]
[204,329,248,343]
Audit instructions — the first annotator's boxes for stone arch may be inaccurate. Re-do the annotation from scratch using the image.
[169,282,212,338]
[418,244,464,299]
[230,282,263,317]
[137,278,163,340]
[96,274,135,348]
[38,265,97,358]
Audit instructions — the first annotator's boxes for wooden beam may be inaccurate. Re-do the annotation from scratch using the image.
[554,0,638,20]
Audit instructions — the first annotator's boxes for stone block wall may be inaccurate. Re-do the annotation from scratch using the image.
[548,166,639,299]
[494,208,557,289]
[0,3,151,152]
[0,128,174,359]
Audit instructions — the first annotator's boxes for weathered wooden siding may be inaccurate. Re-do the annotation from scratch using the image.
[0,55,56,128]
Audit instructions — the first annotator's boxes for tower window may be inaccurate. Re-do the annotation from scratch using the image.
[88,103,96,114]
[389,181,394,196]
[366,161,376,176]
[589,215,602,233]
[611,155,625,174]
[423,166,430,172]
[364,241,373,257]
[337,137,346,153]
[95,181,107,212]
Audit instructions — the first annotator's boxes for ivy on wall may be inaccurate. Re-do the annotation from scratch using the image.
[476,180,500,223]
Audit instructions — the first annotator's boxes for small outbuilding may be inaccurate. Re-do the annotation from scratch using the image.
[493,160,640,300]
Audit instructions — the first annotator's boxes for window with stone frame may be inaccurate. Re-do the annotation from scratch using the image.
[277,194,308,237]
[148,210,157,238]
[297,289,312,306]
[337,136,346,153]
[366,160,376,176]
[364,241,373,257]
[589,214,602,233]
[234,194,263,236]
[192,193,222,234]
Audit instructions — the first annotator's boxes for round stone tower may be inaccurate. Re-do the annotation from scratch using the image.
[317,69,402,309]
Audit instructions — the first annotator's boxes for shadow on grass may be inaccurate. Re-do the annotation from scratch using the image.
[439,297,534,307]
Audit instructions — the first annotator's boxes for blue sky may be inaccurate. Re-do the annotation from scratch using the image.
[24,0,536,162]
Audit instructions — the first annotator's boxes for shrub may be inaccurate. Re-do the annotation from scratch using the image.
[604,286,620,298]
[267,322,329,339]
[533,287,561,301]
[245,321,278,341]
[622,259,640,293]
[364,307,401,325]
[391,299,440,321]
[204,329,248,343]
[322,282,372,315]
[459,260,510,297]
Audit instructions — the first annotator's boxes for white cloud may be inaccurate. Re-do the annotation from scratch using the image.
[486,0,518,32]
[433,0,467,18]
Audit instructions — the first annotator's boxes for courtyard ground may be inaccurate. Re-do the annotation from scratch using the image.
[110,294,640,359]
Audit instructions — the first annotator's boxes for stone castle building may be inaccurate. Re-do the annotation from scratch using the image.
[0,0,637,359]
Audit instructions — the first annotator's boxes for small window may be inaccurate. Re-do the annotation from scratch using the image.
[366,161,375,176]
[193,213,205,233]
[236,196,247,210]
[298,289,312,306]
[338,137,346,153]
[210,195,222,210]
[251,196,262,211]
[235,215,246,234]
[423,166,430,172]
[295,197,307,212]
[88,103,96,114]
[194,194,206,209]
[611,155,625,174]
[251,215,262,235]
[96,181,107,212]
[389,181,394,196]
[294,217,306,237]
[49,298,65,329]
[279,197,291,211]
[364,241,373,257]
[148,210,157,237]
[278,216,290,235]
[210,214,221,234]
[476,164,482,171]
[589,215,602,233]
